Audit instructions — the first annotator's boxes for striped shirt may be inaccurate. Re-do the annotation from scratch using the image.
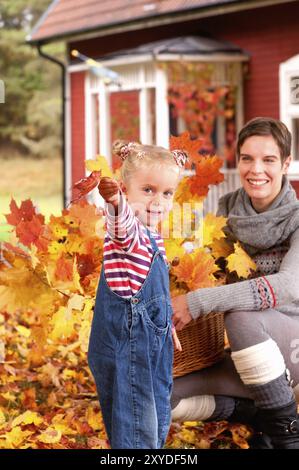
[103,194,168,299]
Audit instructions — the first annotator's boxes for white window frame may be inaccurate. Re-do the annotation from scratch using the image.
[280,54,299,175]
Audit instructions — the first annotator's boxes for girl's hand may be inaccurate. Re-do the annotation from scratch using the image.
[98,177,120,206]
[172,294,192,331]
[172,327,182,352]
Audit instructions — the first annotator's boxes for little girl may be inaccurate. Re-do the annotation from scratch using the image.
[88,140,187,449]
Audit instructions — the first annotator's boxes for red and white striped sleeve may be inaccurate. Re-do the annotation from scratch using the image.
[105,193,141,253]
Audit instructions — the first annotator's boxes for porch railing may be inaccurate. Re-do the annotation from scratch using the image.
[203,169,240,215]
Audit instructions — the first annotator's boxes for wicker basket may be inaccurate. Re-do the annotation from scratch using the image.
[173,312,225,378]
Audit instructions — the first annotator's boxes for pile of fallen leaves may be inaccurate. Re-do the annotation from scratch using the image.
[0,133,255,448]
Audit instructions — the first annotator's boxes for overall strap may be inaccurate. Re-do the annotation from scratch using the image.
[146,228,160,253]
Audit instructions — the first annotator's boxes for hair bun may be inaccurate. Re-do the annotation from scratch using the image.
[112,140,128,157]
[112,140,138,161]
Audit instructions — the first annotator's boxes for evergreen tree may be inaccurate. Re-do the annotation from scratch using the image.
[0,0,63,159]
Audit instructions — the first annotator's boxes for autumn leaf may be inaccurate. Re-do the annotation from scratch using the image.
[164,239,186,263]
[172,249,218,290]
[173,176,195,205]
[12,411,43,427]
[170,131,204,165]
[203,213,227,246]
[0,426,33,449]
[5,199,44,227]
[230,423,252,449]
[5,199,49,251]
[85,155,113,178]
[226,242,256,278]
[0,258,59,314]
[37,427,62,444]
[189,156,224,198]
[50,306,77,341]
[210,237,234,260]
[71,170,102,203]
[67,200,102,238]
[0,409,6,426]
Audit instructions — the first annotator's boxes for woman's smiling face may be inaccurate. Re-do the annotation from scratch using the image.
[238,135,291,212]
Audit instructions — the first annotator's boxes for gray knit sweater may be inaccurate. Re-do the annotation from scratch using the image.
[187,178,299,318]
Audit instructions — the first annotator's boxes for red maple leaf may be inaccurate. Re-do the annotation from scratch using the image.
[5,199,44,227]
[71,171,102,203]
[16,216,49,251]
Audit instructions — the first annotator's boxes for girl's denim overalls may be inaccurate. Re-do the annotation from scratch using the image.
[88,231,173,449]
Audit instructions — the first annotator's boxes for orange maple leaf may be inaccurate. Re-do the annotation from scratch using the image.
[170,131,204,165]
[188,156,224,198]
[71,170,102,203]
[15,217,49,251]
[173,249,217,290]
[55,255,73,281]
[5,198,44,227]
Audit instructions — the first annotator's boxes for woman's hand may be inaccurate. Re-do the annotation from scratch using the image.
[98,177,120,206]
[171,294,192,331]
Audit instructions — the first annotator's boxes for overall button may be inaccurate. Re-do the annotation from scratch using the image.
[131,298,139,304]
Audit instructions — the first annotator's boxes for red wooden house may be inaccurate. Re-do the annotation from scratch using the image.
[28,0,299,207]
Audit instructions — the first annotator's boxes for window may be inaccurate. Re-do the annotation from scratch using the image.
[292,118,299,161]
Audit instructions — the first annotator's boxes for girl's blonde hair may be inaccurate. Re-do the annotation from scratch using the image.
[112,140,188,184]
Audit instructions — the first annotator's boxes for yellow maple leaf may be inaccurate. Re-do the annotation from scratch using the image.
[15,325,31,338]
[0,426,33,449]
[226,242,256,278]
[0,259,58,314]
[48,240,67,257]
[203,213,227,246]
[85,155,113,177]
[79,319,92,353]
[1,392,16,402]
[0,409,6,426]
[12,411,43,427]
[178,428,197,444]
[164,238,185,262]
[50,306,77,341]
[210,237,234,259]
[86,406,102,432]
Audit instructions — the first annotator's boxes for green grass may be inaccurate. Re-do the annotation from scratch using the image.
[0,157,63,242]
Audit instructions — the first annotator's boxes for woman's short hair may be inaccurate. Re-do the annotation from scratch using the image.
[237,117,292,163]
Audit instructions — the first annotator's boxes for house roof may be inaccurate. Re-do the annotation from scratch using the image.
[28,0,249,44]
[99,35,245,61]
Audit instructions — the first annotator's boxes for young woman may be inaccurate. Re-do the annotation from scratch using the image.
[171,117,299,449]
